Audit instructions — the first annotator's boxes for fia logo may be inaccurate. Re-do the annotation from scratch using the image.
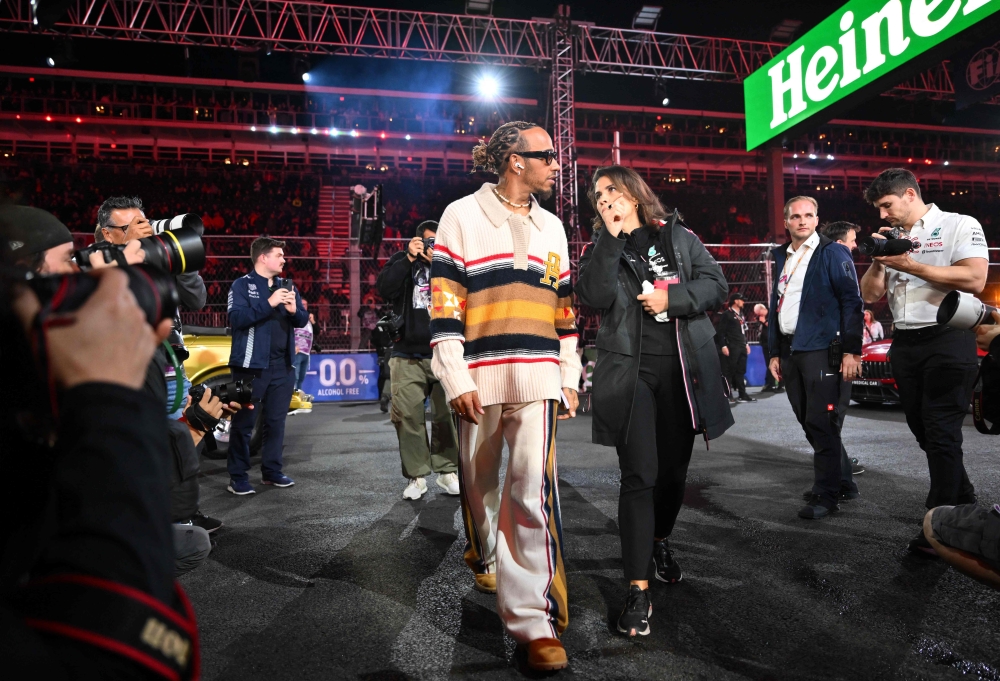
[539,252,561,289]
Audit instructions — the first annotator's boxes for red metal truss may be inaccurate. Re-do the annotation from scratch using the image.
[0,0,974,97]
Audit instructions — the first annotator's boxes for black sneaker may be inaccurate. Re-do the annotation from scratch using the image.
[191,510,223,533]
[379,393,390,413]
[851,458,865,475]
[838,487,860,501]
[798,493,839,519]
[736,395,757,403]
[616,585,651,637]
[802,488,859,502]
[652,540,682,584]
[907,528,939,556]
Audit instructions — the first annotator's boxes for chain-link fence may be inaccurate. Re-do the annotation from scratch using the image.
[68,232,1000,351]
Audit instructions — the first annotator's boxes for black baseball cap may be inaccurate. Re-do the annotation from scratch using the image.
[728,292,745,305]
[0,205,73,267]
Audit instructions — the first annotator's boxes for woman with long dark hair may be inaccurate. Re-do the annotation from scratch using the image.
[576,166,733,637]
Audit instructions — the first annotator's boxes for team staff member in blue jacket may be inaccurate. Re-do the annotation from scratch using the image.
[226,237,309,495]
[768,197,864,520]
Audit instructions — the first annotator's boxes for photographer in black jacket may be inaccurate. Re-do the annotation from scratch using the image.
[376,220,460,500]
[1,206,198,678]
[716,292,755,403]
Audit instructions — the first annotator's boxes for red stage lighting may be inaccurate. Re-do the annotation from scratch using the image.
[45,115,52,122]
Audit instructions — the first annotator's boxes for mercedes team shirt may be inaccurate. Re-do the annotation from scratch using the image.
[884,203,989,330]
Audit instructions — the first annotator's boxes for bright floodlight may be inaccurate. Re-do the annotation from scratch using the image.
[478,75,499,99]
[270,125,278,134]
[302,73,311,83]
[661,97,670,106]
[46,57,55,67]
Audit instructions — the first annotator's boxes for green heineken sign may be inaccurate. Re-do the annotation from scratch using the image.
[744,0,1000,150]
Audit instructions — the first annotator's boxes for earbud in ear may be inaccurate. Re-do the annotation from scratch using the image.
[515,162,524,170]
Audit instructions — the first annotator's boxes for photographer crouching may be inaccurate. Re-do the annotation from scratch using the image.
[376,221,460,499]
[0,206,200,678]
[921,314,1000,589]
[859,169,989,554]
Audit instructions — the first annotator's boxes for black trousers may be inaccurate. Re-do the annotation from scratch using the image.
[890,326,978,509]
[617,353,697,581]
[228,364,295,483]
[723,347,749,398]
[781,347,855,502]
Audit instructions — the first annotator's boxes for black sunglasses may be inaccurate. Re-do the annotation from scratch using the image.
[516,150,557,165]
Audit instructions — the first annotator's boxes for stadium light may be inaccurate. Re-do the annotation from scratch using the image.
[250,125,256,131]
[405,134,411,141]
[270,125,278,134]
[661,98,670,106]
[466,0,492,14]
[478,75,500,99]
[632,6,662,31]
[46,57,55,67]
[302,73,311,83]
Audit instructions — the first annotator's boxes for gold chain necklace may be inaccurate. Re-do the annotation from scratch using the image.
[492,186,531,209]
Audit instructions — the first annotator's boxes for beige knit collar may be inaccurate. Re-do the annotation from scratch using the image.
[474,183,544,231]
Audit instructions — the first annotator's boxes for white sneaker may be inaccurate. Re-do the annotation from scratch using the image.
[436,472,460,496]
[403,477,427,500]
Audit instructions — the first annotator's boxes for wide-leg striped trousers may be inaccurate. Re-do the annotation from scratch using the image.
[456,399,568,643]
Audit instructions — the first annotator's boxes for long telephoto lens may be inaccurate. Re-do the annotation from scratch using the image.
[25,265,179,327]
[138,226,206,275]
[149,213,204,236]
[937,290,999,329]
[857,235,915,257]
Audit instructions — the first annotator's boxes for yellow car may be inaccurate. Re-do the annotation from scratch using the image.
[183,326,312,456]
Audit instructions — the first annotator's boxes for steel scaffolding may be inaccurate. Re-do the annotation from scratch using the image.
[1,0,983,232]
[549,5,577,234]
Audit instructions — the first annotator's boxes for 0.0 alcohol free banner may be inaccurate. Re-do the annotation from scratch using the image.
[300,353,380,402]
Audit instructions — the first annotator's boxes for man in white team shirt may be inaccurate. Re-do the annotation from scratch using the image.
[860,168,989,555]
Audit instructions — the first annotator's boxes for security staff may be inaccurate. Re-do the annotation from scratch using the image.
[860,168,989,554]
[768,197,864,520]
[716,292,755,403]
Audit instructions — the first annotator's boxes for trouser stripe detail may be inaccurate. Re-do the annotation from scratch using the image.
[456,415,490,575]
[539,399,567,636]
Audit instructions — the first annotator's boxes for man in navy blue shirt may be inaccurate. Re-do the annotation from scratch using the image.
[768,197,864,520]
[226,237,309,495]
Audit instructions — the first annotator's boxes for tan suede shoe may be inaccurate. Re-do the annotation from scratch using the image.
[473,573,496,594]
[526,638,568,671]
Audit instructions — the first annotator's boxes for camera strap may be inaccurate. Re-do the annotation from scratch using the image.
[15,574,200,681]
[162,341,184,415]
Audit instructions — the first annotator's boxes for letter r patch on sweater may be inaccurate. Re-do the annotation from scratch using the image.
[540,252,561,289]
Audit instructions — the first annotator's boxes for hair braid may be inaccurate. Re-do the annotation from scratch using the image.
[471,121,539,175]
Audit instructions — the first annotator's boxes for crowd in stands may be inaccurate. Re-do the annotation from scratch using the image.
[3,154,998,349]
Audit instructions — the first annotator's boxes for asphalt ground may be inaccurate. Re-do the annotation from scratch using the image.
[181,390,1000,681]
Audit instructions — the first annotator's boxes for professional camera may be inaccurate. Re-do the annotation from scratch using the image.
[75,225,205,275]
[22,265,179,327]
[149,213,205,237]
[857,227,918,257]
[189,378,254,406]
[937,290,999,329]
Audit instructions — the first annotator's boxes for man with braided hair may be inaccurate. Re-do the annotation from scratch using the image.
[431,121,581,671]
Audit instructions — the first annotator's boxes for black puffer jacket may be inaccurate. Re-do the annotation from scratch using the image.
[577,214,734,446]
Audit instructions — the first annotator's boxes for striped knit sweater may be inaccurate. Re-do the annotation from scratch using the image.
[430,183,582,406]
